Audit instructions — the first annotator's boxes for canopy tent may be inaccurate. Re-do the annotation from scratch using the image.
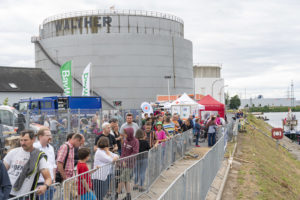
[197,95,225,118]
[170,93,205,119]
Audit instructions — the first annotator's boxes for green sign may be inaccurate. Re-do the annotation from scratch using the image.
[60,61,72,96]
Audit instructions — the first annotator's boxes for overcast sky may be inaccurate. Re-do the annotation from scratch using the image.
[1,0,300,99]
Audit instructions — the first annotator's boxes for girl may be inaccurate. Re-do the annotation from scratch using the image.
[77,148,96,200]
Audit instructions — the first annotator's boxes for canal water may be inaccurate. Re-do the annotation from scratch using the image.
[263,112,300,129]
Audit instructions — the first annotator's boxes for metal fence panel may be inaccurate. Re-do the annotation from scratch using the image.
[8,183,61,200]
[158,125,228,200]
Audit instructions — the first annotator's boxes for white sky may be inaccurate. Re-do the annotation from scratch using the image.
[1,0,300,99]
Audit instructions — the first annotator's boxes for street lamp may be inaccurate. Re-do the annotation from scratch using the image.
[211,79,222,98]
[164,75,172,102]
[219,85,228,102]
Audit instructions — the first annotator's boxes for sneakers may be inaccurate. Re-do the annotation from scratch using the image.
[195,145,201,147]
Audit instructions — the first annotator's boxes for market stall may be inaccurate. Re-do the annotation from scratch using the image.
[170,93,205,120]
[197,95,225,118]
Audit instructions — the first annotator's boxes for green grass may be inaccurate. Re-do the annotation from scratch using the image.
[233,114,300,200]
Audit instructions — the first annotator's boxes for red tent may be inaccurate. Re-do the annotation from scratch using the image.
[197,95,225,118]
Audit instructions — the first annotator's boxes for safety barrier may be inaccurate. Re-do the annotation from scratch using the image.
[8,182,61,200]
[62,129,194,200]
[7,123,231,200]
[158,133,226,200]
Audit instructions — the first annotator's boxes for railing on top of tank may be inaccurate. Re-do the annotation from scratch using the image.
[42,9,184,25]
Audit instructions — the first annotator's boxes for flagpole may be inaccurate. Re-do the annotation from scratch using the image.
[90,63,93,96]
[72,60,74,96]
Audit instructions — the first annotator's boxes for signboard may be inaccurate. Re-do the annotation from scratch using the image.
[113,101,122,107]
[58,97,68,111]
[272,128,283,140]
[181,106,190,119]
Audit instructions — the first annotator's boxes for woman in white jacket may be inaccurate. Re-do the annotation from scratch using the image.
[92,137,119,200]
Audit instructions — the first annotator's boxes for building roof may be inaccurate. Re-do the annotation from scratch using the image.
[0,66,63,93]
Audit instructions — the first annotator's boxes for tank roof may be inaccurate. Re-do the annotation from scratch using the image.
[42,9,184,25]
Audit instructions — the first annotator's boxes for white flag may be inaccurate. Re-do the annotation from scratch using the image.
[82,63,91,96]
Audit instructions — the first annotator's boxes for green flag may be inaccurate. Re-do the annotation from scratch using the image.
[60,61,72,96]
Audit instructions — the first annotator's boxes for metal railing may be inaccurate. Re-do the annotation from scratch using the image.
[8,182,61,200]
[158,131,226,200]
[62,129,194,200]
[42,9,184,25]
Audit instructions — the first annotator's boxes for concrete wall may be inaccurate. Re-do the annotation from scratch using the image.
[194,78,225,103]
[0,92,62,106]
[35,12,193,109]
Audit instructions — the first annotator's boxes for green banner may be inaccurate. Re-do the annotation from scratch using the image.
[60,61,72,96]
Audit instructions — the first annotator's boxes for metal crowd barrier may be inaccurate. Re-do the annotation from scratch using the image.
[8,182,61,200]
[158,133,226,200]
[62,129,194,200]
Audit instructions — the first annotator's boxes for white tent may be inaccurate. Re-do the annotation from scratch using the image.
[170,93,205,119]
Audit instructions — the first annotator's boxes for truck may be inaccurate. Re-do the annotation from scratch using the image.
[18,96,102,114]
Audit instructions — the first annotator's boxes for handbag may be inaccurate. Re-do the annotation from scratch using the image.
[55,144,70,183]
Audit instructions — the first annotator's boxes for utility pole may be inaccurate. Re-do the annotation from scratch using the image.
[164,75,172,102]
[291,80,295,107]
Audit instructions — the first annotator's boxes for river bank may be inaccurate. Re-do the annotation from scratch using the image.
[249,106,300,112]
[222,114,300,200]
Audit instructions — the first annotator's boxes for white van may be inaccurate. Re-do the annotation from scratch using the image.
[0,105,19,133]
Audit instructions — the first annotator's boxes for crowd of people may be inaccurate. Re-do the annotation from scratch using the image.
[0,110,226,200]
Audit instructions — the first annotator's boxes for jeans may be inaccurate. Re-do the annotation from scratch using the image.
[208,132,216,147]
[80,192,97,200]
[92,175,111,200]
[134,158,148,187]
[37,183,56,200]
[195,132,200,145]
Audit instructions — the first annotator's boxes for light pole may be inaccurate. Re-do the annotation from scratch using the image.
[219,85,228,103]
[211,79,222,98]
[164,76,172,102]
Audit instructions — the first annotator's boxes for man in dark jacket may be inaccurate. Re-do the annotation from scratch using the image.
[116,127,139,200]
[0,160,12,200]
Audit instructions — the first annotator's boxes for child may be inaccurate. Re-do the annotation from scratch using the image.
[155,121,167,144]
[77,148,96,200]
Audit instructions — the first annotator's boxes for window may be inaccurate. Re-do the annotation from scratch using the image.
[44,101,52,109]
[0,110,13,126]
[31,101,39,109]
[8,83,18,89]
[19,102,29,111]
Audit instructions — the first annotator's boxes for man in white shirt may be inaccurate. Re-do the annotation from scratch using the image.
[120,113,139,136]
[34,128,56,200]
[4,130,52,198]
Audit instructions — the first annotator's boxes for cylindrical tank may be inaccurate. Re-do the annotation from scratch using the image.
[34,10,193,109]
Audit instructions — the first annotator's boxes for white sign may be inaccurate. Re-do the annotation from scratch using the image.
[82,63,91,96]
[141,102,153,114]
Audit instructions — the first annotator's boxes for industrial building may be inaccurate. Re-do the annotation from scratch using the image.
[240,97,300,108]
[193,64,225,104]
[32,10,194,109]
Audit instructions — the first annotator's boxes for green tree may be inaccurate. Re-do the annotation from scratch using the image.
[229,95,241,109]
[3,97,8,105]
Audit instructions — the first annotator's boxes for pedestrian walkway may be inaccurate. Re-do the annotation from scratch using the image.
[136,147,210,199]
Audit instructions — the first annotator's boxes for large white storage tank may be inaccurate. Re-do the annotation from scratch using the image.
[33,10,193,109]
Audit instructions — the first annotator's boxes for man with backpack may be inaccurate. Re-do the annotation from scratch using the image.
[56,133,84,181]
